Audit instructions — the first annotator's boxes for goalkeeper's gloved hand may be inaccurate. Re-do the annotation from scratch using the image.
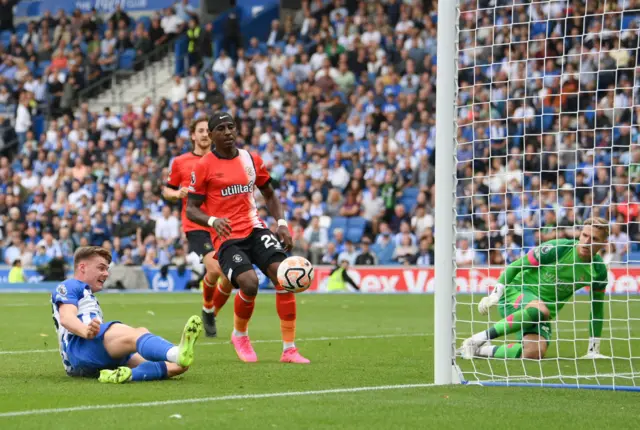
[580,337,610,359]
[478,283,505,315]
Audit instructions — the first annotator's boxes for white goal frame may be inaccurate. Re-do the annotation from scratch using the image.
[434,0,459,386]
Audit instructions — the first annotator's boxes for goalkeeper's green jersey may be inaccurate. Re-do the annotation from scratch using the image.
[497,239,608,336]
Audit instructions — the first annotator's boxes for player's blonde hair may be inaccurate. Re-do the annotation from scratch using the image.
[74,246,112,269]
[583,217,610,242]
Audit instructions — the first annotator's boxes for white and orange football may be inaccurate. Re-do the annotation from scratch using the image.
[277,256,314,293]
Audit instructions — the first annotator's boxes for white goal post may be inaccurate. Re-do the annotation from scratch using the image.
[435,0,640,391]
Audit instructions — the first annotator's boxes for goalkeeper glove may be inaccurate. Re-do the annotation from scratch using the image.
[478,283,505,315]
[580,337,610,359]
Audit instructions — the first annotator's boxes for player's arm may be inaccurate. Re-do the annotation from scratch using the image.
[254,152,292,251]
[163,186,188,202]
[163,159,188,202]
[583,267,608,359]
[58,304,100,339]
[186,161,232,237]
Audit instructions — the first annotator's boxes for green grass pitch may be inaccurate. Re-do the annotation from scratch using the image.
[0,292,639,429]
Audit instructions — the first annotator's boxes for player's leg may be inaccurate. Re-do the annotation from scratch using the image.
[462,291,550,358]
[521,333,548,359]
[98,316,203,383]
[202,253,232,337]
[218,243,259,362]
[208,256,233,316]
[251,229,310,364]
[121,353,189,381]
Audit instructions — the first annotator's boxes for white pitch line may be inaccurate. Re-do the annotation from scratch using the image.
[1,326,636,356]
[0,383,436,418]
[0,333,428,355]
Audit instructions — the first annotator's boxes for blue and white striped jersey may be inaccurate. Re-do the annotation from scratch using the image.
[51,279,104,372]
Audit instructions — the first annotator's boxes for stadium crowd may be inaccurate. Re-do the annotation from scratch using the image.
[1,0,640,276]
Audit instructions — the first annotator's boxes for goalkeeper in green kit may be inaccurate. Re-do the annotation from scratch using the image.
[460,217,610,360]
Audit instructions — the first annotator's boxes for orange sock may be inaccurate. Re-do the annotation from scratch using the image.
[276,289,296,346]
[233,291,255,334]
[212,281,232,316]
[202,276,216,310]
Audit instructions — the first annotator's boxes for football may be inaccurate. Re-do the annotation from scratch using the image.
[277,256,314,293]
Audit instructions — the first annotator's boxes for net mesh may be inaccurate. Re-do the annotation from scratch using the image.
[453,0,640,387]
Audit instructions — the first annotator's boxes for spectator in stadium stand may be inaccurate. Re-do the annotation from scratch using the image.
[0,0,18,32]
[223,11,241,58]
[354,237,376,266]
[109,4,131,29]
[161,7,185,41]
[186,18,202,68]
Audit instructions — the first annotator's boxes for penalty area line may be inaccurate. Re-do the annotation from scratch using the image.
[0,383,436,418]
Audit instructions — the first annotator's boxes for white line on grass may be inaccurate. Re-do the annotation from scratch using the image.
[1,325,636,355]
[0,333,428,355]
[0,383,436,418]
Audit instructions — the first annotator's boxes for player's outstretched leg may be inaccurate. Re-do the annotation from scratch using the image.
[266,262,310,364]
[100,316,203,383]
[202,256,232,337]
[100,353,192,384]
[231,270,259,362]
[461,301,549,359]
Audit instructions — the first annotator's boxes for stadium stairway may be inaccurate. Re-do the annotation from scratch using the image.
[77,52,176,115]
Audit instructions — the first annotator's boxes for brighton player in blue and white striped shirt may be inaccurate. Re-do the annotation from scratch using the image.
[51,246,203,383]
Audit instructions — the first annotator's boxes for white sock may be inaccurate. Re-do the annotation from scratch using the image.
[233,329,248,337]
[202,306,214,314]
[166,346,179,363]
[283,342,295,351]
[471,331,489,343]
[477,344,496,357]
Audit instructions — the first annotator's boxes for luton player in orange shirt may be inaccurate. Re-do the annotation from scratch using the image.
[162,116,233,338]
[186,112,309,364]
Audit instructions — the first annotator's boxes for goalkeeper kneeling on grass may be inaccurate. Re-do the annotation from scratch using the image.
[461,217,610,360]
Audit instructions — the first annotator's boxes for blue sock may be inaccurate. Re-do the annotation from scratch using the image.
[136,333,174,362]
[131,361,168,381]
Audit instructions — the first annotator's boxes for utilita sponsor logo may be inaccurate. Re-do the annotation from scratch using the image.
[221,181,254,197]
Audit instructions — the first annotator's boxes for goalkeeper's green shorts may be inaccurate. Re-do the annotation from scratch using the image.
[499,288,551,344]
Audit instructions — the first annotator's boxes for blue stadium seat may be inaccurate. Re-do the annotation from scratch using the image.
[345,228,363,243]
[345,217,367,243]
[399,187,420,212]
[33,115,45,139]
[14,1,40,18]
[627,252,640,263]
[138,16,152,31]
[36,60,51,77]
[622,13,640,30]
[348,216,367,231]
[329,217,348,237]
[0,30,11,47]
[118,49,137,70]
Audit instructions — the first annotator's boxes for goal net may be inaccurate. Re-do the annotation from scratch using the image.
[435,0,640,390]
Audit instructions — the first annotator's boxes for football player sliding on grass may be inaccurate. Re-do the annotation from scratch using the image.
[52,246,203,383]
[460,217,610,361]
